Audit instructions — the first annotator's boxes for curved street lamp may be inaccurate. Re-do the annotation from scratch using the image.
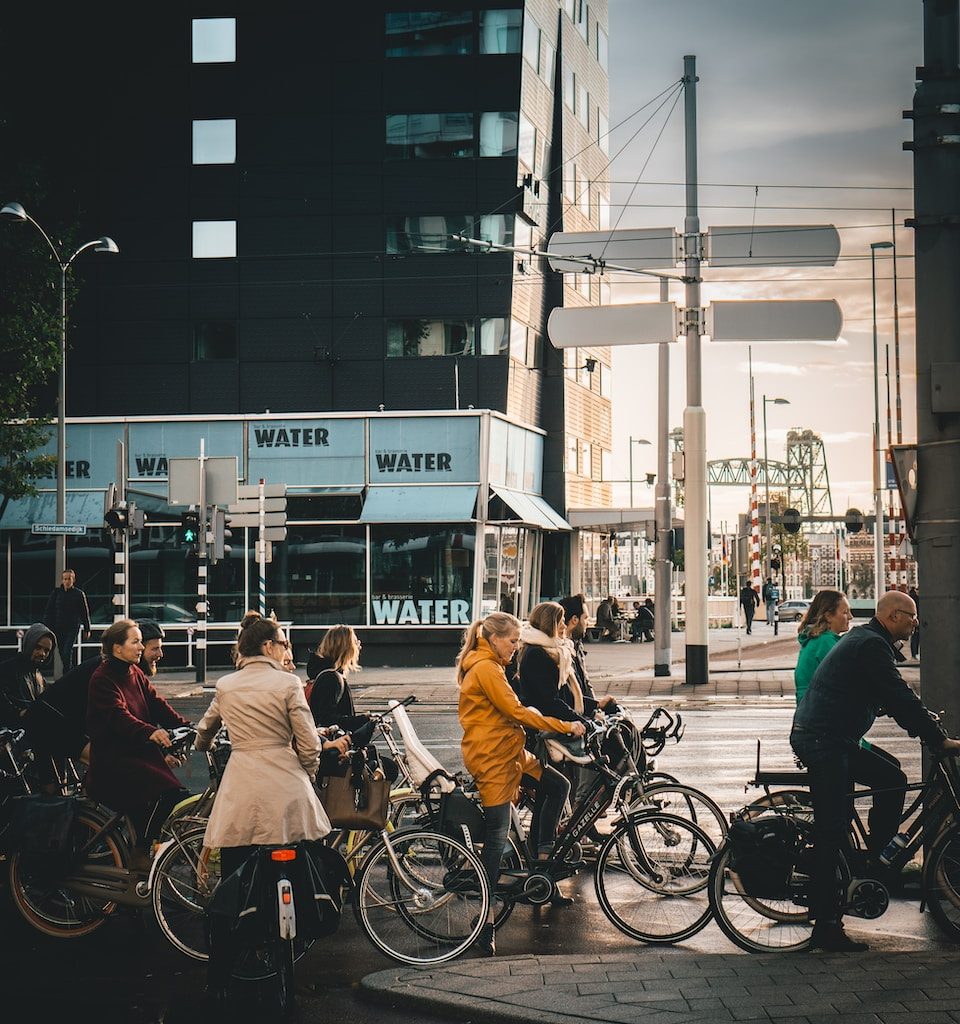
[1,202,119,579]
[762,396,790,583]
[870,240,894,599]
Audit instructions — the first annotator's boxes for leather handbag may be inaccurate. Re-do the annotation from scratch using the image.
[317,755,390,831]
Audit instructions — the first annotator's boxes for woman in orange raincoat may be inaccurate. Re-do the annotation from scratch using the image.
[457,611,585,954]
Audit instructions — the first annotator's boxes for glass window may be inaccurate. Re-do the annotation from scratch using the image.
[385,12,473,56]
[591,444,601,481]
[540,37,555,83]
[565,435,578,473]
[579,274,592,301]
[579,440,592,479]
[265,525,366,626]
[576,0,589,41]
[477,213,514,247]
[579,179,591,218]
[193,119,236,164]
[563,66,575,111]
[479,317,509,355]
[563,161,575,201]
[479,111,518,157]
[371,525,474,625]
[386,318,474,357]
[599,361,612,397]
[598,192,610,230]
[514,216,532,249]
[194,322,237,361]
[564,0,577,19]
[385,214,472,254]
[481,526,500,616]
[522,16,540,70]
[526,330,541,367]
[597,109,609,154]
[509,321,527,362]
[601,447,612,482]
[192,18,236,63]
[10,532,112,626]
[386,113,474,159]
[518,113,536,170]
[578,84,589,130]
[596,24,609,70]
[192,220,236,259]
[498,526,520,615]
[563,347,578,380]
[479,9,521,53]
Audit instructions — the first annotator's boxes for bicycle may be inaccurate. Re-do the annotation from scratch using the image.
[7,725,198,939]
[709,742,960,952]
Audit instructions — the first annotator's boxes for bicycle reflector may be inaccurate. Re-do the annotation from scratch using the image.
[271,849,297,862]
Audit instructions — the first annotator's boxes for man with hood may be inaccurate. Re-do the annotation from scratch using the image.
[0,623,55,730]
[42,569,91,672]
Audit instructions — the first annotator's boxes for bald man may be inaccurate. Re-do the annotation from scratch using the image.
[791,590,960,951]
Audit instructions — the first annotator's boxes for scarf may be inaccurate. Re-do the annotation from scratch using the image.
[518,624,584,714]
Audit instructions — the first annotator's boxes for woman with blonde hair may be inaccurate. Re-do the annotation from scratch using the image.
[305,624,364,731]
[794,589,852,703]
[457,611,585,955]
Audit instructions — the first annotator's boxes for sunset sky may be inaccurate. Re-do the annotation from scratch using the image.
[604,0,920,530]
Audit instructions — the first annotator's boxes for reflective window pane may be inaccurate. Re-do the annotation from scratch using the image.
[386,319,475,357]
[540,38,555,83]
[194,322,237,360]
[193,221,237,259]
[386,113,474,158]
[479,9,522,53]
[479,317,509,355]
[509,321,527,362]
[193,119,236,164]
[477,214,514,247]
[518,113,536,169]
[597,109,609,154]
[578,84,589,129]
[596,25,609,70]
[192,18,236,63]
[385,214,472,254]
[563,66,575,110]
[371,525,474,625]
[385,12,473,56]
[479,111,518,157]
[522,17,541,70]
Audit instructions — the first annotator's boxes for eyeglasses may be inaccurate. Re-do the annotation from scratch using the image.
[894,609,918,621]
[269,638,291,649]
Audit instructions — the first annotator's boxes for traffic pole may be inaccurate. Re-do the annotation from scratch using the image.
[654,280,673,676]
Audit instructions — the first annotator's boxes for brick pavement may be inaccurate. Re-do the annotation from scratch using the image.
[361,950,960,1024]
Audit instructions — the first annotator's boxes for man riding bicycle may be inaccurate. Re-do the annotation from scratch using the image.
[790,590,960,952]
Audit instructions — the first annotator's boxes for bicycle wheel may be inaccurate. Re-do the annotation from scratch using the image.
[151,825,217,960]
[708,841,815,952]
[742,789,814,823]
[924,823,960,942]
[626,783,728,850]
[274,937,296,1015]
[353,829,488,965]
[594,812,714,944]
[8,807,125,938]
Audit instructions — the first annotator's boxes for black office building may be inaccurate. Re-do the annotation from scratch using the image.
[1,1,612,663]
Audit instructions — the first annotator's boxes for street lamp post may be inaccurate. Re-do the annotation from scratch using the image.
[871,240,894,602]
[762,395,790,583]
[627,436,651,508]
[1,202,118,580]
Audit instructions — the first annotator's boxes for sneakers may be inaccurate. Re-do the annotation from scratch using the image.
[807,922,869,953]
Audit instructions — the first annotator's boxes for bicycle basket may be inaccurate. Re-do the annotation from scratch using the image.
[727,814,805,899]
[438,787,485,848]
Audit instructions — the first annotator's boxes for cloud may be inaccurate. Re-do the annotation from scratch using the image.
[820,431,871,444]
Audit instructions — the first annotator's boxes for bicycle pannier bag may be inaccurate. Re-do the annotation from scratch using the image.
[727,814,804,899]
[316,755,390,831]
[0,795,76,858]
[438,787,485,847]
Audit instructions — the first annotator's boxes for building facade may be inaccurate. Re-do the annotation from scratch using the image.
[1,2,612,662]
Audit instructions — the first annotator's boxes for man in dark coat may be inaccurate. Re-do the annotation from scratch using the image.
[791,590,960,952]
[86,619,189,844]
[0,623,55,730]
[739,582,760,634]
[42,569,91,672]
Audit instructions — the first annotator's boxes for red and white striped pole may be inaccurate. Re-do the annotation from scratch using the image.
[748,349,762,590]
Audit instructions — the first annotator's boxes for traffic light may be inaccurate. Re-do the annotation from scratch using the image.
[104,501,144,535]
[212,508,232,564]
[844,507,864,534]
[180,509,200,550]
[782,508,801,534]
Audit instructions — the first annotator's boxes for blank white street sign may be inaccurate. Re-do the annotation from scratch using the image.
[168,456,239,506]
[547,303,678,349]
[706,225,840,267]
[228,497,287,514]
[228,511,288,528]
[237,483,286,499]
[707,300,843,343]
[546,228,679,273]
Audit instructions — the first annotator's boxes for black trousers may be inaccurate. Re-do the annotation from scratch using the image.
[790,731,906,924]
[740,605,755,632]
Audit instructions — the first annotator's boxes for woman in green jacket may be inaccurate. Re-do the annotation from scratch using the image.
[794,589,852,703]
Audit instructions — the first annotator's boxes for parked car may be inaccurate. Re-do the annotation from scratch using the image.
[89,601,196,624]
[777,600,811,623]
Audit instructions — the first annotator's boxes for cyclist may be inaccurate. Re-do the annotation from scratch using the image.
[194,617,350,1000]
[0,623,55,730]
[85,620,190,848]
[456,611,585,955]
[790,589,960,951]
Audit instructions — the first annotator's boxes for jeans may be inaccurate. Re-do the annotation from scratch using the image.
[480,766,570,897]
[790,730,906,924]
[765,601,776,625]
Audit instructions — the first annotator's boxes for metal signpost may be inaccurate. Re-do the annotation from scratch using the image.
[228,482,287,616]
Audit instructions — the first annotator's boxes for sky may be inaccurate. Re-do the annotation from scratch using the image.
[604,0,920,529]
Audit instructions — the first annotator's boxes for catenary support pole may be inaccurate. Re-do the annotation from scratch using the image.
[909,0,960,734]
[197,439,208,688]
[654,278,673,676]
[682,55,708,684]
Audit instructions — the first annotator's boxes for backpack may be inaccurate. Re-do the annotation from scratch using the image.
[304,669,345,710]
[726,814,805,899]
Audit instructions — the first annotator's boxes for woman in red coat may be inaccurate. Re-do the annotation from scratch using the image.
[86,619,189,845]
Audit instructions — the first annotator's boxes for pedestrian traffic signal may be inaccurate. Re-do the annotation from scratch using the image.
[211,508,232,563]
[180,510,200,549]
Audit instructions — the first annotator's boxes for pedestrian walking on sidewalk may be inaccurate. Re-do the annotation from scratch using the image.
[42,569,91,672]
[762,577,777,626]
[739,582,760,634]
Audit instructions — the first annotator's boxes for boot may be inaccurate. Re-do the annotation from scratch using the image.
[808,922,869,952]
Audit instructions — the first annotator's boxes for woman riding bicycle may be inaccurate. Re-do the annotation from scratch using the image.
[456,611,585,955]
[194,617,350,1000]
[85,619,190,849]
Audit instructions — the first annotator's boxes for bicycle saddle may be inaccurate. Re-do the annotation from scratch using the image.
[542,737,594,765]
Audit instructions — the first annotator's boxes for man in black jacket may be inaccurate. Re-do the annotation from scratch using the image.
[42,569,91,672]
[0,623,55,730]
[790,590,960,951]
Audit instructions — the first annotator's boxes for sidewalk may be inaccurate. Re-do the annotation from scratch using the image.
[361,949,960,1024]
[152,623,920,705]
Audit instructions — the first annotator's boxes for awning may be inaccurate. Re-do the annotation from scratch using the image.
[0,491,107,530]
[359,485,478,524]
[488,486,572,531]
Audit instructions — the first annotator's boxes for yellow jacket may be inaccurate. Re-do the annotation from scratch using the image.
[458,637,575,807]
